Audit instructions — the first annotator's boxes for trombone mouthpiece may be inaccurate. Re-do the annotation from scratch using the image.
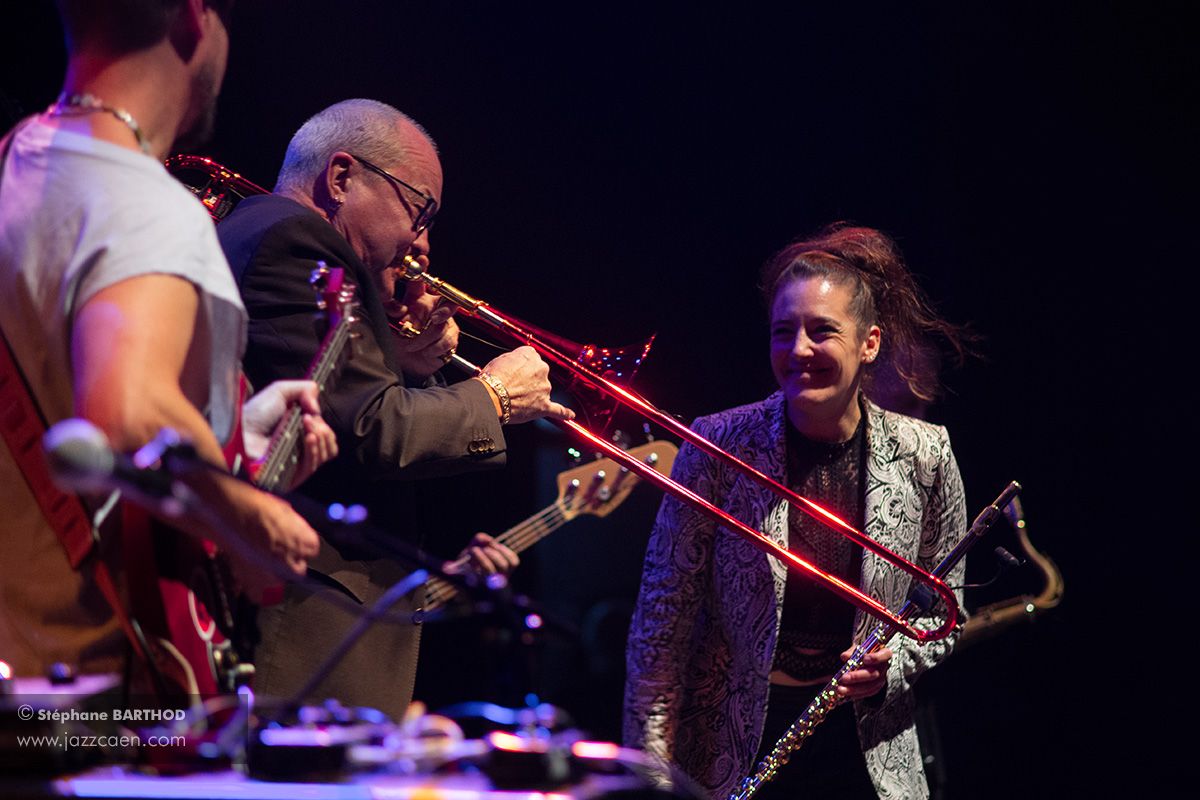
[400,254,427,279]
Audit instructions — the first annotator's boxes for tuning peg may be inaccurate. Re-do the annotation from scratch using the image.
[609,464,631,495]
[564,478,581,506]
[616,450,657,494]
[585,469,608,504]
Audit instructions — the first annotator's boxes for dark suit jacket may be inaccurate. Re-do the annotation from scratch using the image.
[219,194,506,718]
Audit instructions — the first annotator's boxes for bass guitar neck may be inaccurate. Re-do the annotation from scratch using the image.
[422,441,677,611]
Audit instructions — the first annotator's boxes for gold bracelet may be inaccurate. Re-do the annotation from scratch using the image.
[477,372,511,425]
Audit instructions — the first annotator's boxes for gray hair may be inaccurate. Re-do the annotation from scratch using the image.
[274,99,436,194]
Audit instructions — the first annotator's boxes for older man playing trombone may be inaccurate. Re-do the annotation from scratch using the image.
[218,98,573,719]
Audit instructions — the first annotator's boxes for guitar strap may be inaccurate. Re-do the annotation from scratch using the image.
[0,119,153,670]
[0,328,152,668]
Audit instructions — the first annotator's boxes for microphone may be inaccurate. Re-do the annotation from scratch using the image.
[43,419,191,515]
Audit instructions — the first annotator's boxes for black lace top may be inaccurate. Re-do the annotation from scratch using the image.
[772,414,866,682]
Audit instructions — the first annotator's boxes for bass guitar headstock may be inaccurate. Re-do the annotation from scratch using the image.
[554,440,678,521]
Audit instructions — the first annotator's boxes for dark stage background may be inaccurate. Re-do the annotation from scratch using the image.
[4,2,1185,795]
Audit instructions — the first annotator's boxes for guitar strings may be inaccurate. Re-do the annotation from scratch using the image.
[426,454,669,607]
[499,505,568,550]
[424,504,570,607]
[258,317,352,489]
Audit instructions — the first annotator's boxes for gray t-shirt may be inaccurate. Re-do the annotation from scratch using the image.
[0,118,247,678]
[0,119,246,441]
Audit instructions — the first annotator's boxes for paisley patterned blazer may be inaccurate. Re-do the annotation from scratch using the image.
[623,392,967,799]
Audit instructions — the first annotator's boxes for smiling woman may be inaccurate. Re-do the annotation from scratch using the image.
[624,224,973,799]
[768,276,881,442]
[760,225,970,422]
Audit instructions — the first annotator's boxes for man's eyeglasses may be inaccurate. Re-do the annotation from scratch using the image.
[351,154,438,235]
